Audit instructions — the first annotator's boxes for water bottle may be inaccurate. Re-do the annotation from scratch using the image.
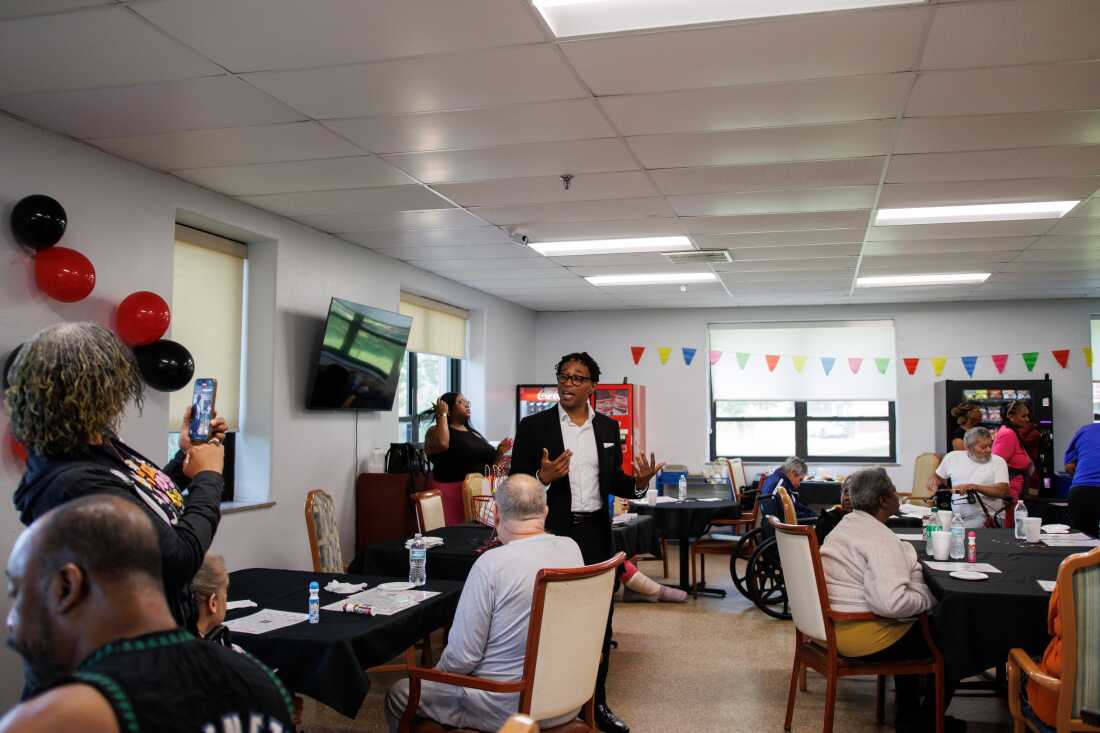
[1014,500,1028,540]
[950,513,965,560]
[677,474,687,501]
[308,581,320,624]
[409,533,427,587]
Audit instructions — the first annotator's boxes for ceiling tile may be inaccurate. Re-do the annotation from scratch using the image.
[886,146,1100,183]
[323,99,613,155]
[895,111,1100,154]
[566,262,725,276]
[0,76,304,140]
[238,185,452,217]
[863,237,1036,256]
[471,197,676,227]
[519,219,686,241]
[877,178,1099,208]
[730,243,862,261]
[0,7,221,94]
[341,227,512,247]
[297,208,484,233]
[549,253,671,268]
[435,171,658,208]
[859,253,1012,271]
[92,121,363,170]
[380,244,537,261]
[0,1,112,20]
[414,258,567,273]
[651,157,884,196]
[1069,198,1100,217]
[244,45,585,119]
[628,120,894,169]
[560,6,928,95]
[696,229,867,248]
[174,156,411,196]
[1014,249,1100,263]
[1051,218,1100,236]
[131,0,545,72]
[383,138,637,184]
[719,270,855,284]
[905,62,1100,117]
[714,258,857,273]
[599,73,913,136]
[921,0,1100,69]
[681,210,870,234]
[668,186,878,217]
[867,219,1056,241]
[1029,236,1100,251]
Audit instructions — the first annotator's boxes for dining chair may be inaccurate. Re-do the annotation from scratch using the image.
[305,489,344,573]
[689,464,761,596]
[397,553,626,733]
[498,716,539,733]
[901,453,941,505]
[411,489,446,533]
[1007,546,1100,733]
[463,472,491,522]
[776,485,799,525]
[770,517,945,733]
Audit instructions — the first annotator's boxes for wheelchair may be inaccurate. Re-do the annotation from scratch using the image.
[730,491,799,620]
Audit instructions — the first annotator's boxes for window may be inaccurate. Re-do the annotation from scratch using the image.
[709,321,897,463]
[1091,318,1100,421]
[168,225,247,501]
[395,294,469,444]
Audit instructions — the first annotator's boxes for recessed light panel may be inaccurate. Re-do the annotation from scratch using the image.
[856,272,990,288]
[531,236,693,257]
[586,272,718,286]
[874,201,1079,226]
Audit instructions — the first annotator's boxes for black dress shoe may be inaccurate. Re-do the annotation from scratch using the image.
[595,703,630,733]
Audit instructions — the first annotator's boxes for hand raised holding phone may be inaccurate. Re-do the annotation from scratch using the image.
[183,441,224,478]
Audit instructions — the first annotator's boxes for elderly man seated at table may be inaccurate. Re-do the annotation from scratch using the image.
[928,426,1010,529]
[820,468,962,733]
[385,474,584,733]
[761,456,816,521]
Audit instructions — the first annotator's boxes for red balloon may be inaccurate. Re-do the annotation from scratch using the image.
[34,246,95,302]
[116,291,171,346]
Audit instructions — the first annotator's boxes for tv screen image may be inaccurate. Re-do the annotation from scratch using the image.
[306,297,412,411]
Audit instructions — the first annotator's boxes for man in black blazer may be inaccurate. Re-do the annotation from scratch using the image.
[510,352,662,733]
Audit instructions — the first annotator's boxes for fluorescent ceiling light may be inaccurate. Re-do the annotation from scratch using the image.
[856,273,990,288]
[530,236,693,257]
[586,272,718,286]
[874,201,1079,226]
[532,0,924,37]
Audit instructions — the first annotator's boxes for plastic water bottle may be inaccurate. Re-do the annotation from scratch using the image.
[950,513,965,560]
[677,474,687,501]
[409,533,427,587]
[1014,501,1028,540]
[308,581,320,624]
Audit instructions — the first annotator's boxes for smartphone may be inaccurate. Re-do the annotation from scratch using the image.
[188,378,218,444]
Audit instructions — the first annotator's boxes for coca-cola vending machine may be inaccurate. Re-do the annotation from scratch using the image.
[516,384,560,423]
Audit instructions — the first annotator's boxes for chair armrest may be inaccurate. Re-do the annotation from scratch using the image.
[408,666,525,694]
[1008,648,1061,693]
[827,610,880,622]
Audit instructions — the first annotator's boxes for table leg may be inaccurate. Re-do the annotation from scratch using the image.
[679,524,726,598]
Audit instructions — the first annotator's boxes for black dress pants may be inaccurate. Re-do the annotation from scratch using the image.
[566,511,617,705]
[1068,485,1100,537]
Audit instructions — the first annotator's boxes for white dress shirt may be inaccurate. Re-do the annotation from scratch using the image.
[558,403,602,512]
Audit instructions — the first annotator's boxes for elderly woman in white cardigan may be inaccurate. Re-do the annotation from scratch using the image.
[820,468,962,733]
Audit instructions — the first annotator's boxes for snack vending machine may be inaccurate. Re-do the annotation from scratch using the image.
[593,384,646,476]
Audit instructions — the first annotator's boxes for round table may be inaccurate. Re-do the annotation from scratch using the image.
[632,498,741,594]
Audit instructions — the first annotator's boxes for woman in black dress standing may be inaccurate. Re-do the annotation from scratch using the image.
[424,392,512,482]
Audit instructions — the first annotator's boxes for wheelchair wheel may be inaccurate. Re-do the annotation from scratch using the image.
[745,538,790,620]
[730,527,764,600]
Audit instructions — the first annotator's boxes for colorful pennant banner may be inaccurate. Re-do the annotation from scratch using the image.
[991,354,1008,374]
[1052,349,1070,369]
[765,354,781,372]
[709,350,723,365]
[736,352,750,370]
[792,355,807,373]
[848,357,863,375]
[961,355,978,377]
[1022,352,1039,372]
[630,346,645,365]
[682,347,697,366]
[931,357,948,377]
[903,358,919,375]
[1085,347,1094,369]
[658,347,671,365]
[820,356,836,376]
[875,357,890,375]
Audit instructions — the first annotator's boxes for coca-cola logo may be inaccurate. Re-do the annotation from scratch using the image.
[537,389,560,401]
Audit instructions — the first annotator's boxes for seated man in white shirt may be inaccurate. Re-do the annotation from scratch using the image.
[384,474,584,733]
[928,426,1010,529]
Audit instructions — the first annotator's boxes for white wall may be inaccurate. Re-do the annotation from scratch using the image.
[0,114,536,705]
[534,300,1098,485]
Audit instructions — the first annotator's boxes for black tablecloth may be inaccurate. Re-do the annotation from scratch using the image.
[897,529,1077,679]
[633,499,742,589]
[799,480,843,507]
[227,568,462,717]
[351,517,660,580]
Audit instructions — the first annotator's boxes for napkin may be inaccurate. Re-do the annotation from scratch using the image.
[611,513,637,525]
[405,536,445,549]
[226,599,257,610]
[1041,524,1070,534]
[324,581,368,594]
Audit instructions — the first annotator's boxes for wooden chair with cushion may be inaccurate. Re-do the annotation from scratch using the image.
[775,485,799,525]
[397,553,627,733]
[901,453,941,505]
[771,517,945,733]
[305,489,344,573]
[498,716,539,733]
[689,462,761,596]
[1007,546,1100,733]
[412,489,446,533]
[463,473,492,522]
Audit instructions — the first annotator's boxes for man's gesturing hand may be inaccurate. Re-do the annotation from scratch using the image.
[633,452,665,489]
[539,448,572,484]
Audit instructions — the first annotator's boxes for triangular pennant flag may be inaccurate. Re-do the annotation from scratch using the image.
[875,357,890,375]
[1052,349,1070,369]
[820,356,836,376]
[658,347,672,365]
[931,356,948,376]
[736,352,750,370]
[1022,352,1039,372]
[961,355,978,377]
[848,357,863,375]
[792,355,807,373]
[903,358,919,375]
[708,350,723,365]
[682,347,697,366]
[765,354,781,372]
[630,346,645,365]
[991,354,1008,374]
[1084,347,1094,369]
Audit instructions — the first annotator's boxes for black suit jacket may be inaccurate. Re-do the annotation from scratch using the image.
[510,406,643,539]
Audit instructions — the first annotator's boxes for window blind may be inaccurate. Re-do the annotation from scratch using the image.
[399,294,468,360]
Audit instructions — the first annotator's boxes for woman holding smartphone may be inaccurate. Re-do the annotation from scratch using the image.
[7,322,226,640]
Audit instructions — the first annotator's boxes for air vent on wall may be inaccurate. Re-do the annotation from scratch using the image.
[661,250,732,265]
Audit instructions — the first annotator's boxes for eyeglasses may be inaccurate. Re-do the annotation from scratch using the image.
[556,373,594,386]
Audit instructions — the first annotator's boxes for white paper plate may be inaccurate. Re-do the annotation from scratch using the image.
[949,571,988,581]
[377,581,415,591]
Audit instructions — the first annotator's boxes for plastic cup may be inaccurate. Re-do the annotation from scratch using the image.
[1024,516,1042,544]
[932,531,952,561]
[646,488,657,506]
[938,509,955,528]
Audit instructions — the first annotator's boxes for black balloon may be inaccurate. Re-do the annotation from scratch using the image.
[134,340,194,392]
[2,343,24,392]
[11,195,67,251]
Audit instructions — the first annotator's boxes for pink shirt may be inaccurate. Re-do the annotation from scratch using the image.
[992,426,1030,500]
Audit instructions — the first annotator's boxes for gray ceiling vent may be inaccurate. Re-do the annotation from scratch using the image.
[661,249,732,265]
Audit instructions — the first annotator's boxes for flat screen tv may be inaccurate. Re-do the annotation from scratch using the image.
[306,297,412,411]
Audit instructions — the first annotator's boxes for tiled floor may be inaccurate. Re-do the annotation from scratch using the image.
[301,546,1015,732]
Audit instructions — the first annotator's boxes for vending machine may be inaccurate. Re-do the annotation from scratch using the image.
[516,384,560,424]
